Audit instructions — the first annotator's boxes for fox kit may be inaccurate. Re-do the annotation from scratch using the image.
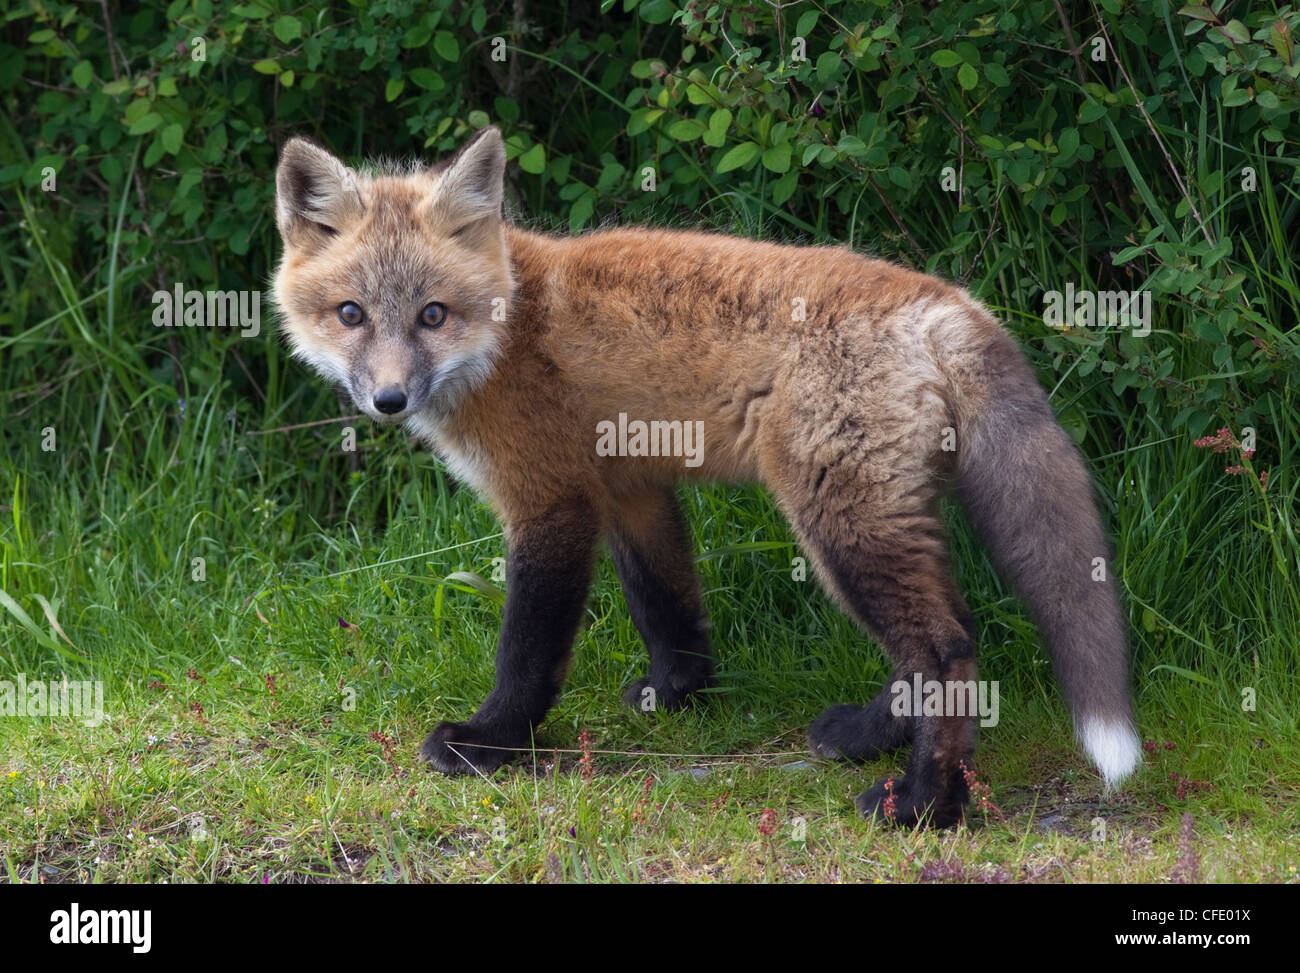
[272,127,1141,826]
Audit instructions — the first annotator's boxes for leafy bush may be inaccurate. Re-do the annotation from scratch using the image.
[3,0,1298,451]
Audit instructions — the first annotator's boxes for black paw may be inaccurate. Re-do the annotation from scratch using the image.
[419,721,519,776]
[856,775,966,829]
[808,702,910,762]
[621,674,707,713]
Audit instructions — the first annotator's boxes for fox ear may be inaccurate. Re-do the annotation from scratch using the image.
[430,126,505,238]
[275,137,363,247]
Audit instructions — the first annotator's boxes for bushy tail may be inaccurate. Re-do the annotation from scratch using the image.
[950,320,1140,788]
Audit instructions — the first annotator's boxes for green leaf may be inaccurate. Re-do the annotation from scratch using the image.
[252,59,281,75]
[626,107,663,136]
[931,49,963,68]
[127,112,163,135]
[161,123,183,154]
[795,10,818,36]
[716,141,760,173]
[433,31,459,61]
[273,15,301,43]
[667,118,706,140]
[836,134,866,155]
[1219,20,1250,44]
[401,23,433,48]
[409,68,443,90]
[0,588,64,654]
[638,0,676,25]
[761,142,792,173]
[983,62,1010,87]
[517,142,546,174]
[1149,663,1215,687]
[1079,100,1106,123]
[772,168,798,205]
[569,190,595,231]
[815,50,841,82]
[442,572,506,607]
[71,60,93,88]
[1055,127,1080,164]
[386,78,405,101]
[957,62,979,90]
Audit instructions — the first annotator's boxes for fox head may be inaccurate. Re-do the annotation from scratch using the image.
[271,127,513,424]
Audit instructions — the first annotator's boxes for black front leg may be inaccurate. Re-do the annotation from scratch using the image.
[421,497,597,775]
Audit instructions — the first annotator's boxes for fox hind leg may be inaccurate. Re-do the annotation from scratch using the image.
[607,487,714,712]
[791,496,978,828]
[808,667,916,762]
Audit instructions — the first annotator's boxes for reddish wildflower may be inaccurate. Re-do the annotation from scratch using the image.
[1193,428,1269,489]
[1192,427,1239,453]
[186,667,205,684]
[147,681,166,691]
[190,701,205,722]
[757,807,778,837]
[960,761,1005,822]
[1169,773,1212,800]
[578,729,594,783]
[882,777,898,820]
[1143,740,1158,753]
[264,674,277,696]
[1163,741,1175,751]
[632,775,654,824]
[369,731,400,777]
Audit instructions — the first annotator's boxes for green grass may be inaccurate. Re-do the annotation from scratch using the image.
[1,369,1297,882]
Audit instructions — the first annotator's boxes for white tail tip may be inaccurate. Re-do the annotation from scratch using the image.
[1078,717,1142,788]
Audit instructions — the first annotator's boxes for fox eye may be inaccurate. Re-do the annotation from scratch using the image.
[337,302,365,327]
[419,302,447,329]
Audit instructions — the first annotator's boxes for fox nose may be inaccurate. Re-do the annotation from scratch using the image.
[372,386,407,415]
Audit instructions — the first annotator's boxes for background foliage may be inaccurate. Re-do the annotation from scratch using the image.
[5,0,1300,440]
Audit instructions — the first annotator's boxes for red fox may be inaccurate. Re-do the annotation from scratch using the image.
[272,127,1141,826]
